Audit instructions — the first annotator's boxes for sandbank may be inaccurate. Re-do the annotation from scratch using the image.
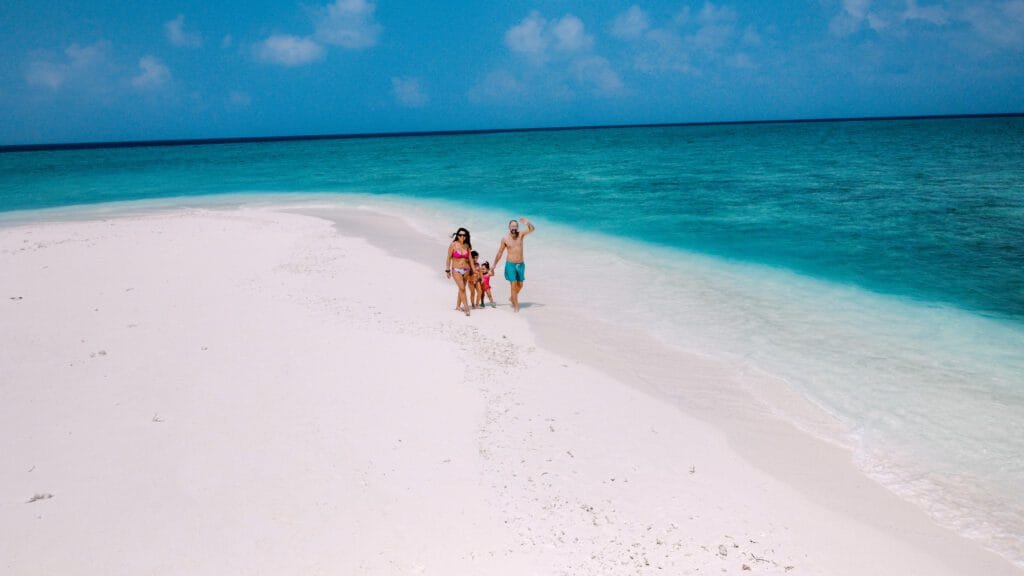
[1,201,1018,575]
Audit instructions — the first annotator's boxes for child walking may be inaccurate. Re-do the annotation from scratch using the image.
[468,251,481,309]
[478,261,496,308]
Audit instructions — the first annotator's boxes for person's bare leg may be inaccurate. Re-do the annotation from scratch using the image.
[460,285,470,316]
[511,281,523,312]
[453,276,462,311]
[454,273,470,316]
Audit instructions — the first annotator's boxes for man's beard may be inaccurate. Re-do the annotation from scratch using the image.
[511,230,519,237]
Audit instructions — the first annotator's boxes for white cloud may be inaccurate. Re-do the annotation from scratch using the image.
[963,1,1024,49]
[131,56,171,89]
[505,11,549,57]
[846,0,873,20]
[165,14,202,48]
[831,0,952,33]
[830,0,889,35]
[495,11,623,100]
[698,2,738,23]
[824,0,1023,52]
[26,61,65,90]
[572,56,624,94]
[612,3,760,74]
[391,76,428,107]
[831,0,867,35]
[867,12,890,30]
[552,15,593,52]
[314,0,382,49]
[504,11,595,61]
[611,6,650,39]
[255,35,324,66]
[674,6,693,26]
[253,0,381,67]
[25,41,110,91]
[902,0,949,25]
[65,42,107,68]
[689,2,739,52]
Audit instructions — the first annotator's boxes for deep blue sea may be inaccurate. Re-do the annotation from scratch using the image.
[3,116,1023,563]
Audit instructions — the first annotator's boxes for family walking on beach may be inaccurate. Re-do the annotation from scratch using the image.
[445,217,535,316]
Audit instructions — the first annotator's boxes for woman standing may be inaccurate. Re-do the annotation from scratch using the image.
[445,227,473,317]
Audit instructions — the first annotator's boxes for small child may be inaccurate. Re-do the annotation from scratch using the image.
[478,261,496,308]
[468,251,481,308]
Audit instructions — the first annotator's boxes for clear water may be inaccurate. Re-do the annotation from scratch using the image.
[2,117,1023,563]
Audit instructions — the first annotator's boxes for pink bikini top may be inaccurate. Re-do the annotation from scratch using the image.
[452,250,469,259]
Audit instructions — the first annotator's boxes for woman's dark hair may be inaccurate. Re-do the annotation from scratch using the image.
[451,227,471,249]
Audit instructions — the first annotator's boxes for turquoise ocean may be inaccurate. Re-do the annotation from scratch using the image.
[3,116,1023,564]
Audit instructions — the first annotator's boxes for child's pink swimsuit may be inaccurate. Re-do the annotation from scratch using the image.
[481,275,491,290]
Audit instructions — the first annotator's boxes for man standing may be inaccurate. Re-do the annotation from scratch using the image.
[492,217,535,312]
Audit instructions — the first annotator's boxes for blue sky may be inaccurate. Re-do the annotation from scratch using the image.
[1,0,1022,144]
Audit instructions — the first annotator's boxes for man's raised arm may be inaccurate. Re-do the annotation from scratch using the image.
[520,217,536,237]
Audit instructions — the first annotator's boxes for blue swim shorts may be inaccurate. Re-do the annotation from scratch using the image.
[504,261,525,283]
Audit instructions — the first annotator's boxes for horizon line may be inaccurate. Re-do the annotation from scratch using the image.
[2,112,1022,154]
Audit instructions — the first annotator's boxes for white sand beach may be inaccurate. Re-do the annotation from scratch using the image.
[1,203,1020,575]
